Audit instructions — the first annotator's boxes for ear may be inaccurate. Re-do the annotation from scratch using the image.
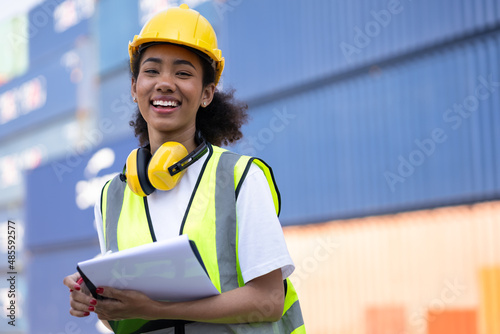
[201,83,216,107]
[131,77,137,101]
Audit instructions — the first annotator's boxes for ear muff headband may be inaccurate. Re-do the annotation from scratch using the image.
[136,148,156,195]
[125,148,156,197]
[125,149,146,197]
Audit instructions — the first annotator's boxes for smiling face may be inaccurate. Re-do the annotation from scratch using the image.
[131,44,215,151]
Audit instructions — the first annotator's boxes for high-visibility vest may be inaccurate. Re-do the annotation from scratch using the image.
[100,145,306,334]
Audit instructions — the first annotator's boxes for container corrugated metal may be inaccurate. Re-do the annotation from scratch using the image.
[222,0,500,102]
[232,30,500,225]
[97,0,141,75]
[97,68,139,143]
[283,201,500,334]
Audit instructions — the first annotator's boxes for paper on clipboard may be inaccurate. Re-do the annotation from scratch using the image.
[76,234,220,302]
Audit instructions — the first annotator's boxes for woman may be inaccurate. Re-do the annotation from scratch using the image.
[63,4,305,334]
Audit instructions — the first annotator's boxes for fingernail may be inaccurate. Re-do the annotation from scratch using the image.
[84,312,90,316]
[69,289,73,292]
[90,299,97,306]
[96,287,104,294]
[77,277,84,285]
[74,285,81,291]
[88,306,95,311]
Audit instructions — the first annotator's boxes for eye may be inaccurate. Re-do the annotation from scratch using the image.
[143,68,159,74]
[177,71,193,77]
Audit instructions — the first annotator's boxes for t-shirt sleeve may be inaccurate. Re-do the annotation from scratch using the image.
[236,162,295,283]
[94,200,107,255]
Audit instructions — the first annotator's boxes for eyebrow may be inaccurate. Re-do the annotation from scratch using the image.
[173,59,196,70]
[142,57,196,70]
[142,57,162,65]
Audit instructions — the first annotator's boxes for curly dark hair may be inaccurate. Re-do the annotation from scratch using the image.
[129,43,248,147]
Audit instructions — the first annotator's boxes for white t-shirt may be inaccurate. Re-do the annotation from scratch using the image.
[94,152,294,284]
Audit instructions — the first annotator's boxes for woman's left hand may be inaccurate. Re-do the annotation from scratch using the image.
[92,287,159,321]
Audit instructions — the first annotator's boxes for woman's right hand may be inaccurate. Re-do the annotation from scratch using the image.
[63,272,96,317]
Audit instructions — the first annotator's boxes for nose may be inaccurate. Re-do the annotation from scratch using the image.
[155,73,176,93]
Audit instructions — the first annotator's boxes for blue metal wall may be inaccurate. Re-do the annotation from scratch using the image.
[221,0,500,224]
[238,35,500,224]
[222,0,500,101]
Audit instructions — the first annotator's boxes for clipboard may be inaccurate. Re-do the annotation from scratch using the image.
[76,234,220,301]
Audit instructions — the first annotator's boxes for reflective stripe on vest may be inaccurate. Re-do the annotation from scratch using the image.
[100,144,305,334]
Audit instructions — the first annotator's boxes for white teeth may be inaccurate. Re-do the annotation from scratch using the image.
[152,100,179,107]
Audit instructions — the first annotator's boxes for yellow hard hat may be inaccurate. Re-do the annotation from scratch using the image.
[128,4,224,85]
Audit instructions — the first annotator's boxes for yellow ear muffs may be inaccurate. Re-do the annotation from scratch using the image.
[148,142,188,191]
[125,148,156,197]
[123,134,208,196]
